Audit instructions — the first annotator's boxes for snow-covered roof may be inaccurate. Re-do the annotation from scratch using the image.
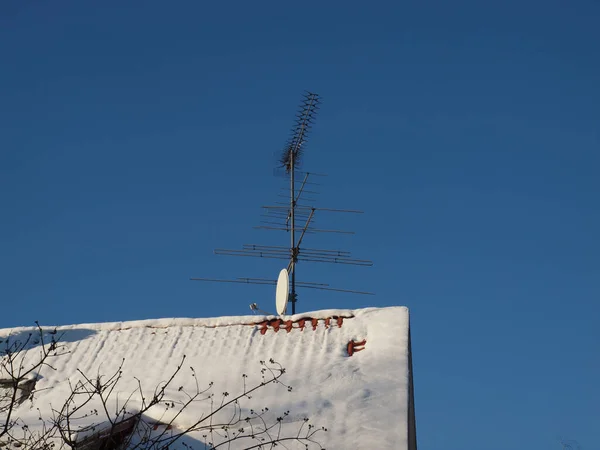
[1,306,416,449]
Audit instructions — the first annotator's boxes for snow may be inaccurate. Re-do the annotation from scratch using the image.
[1,306,412,449]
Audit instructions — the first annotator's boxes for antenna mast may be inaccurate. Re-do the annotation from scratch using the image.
[192,92,373,315]
[284,92,319,314]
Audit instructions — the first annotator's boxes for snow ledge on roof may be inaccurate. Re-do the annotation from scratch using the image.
[1,306,408,334]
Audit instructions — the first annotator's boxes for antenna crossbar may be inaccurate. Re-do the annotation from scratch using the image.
[190,277,274,286]
[296,285,374,295]
[214,250,289,261]
[262,206,364,214]
[191,277,373,295]
[241,245,357,260]
[262,212,311,219]
[253,226,355,234]
[296,253,372,263]
[237,277,330,287]
[259,220,292,227]
[243,244,351,255]
[297,257,373,266]
[273,202,315,208]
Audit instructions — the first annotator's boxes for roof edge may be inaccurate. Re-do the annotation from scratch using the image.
[1,306,409,334]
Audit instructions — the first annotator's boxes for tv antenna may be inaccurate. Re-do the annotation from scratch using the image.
[191,92,373,314]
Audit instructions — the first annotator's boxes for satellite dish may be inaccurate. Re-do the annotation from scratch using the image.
[275,269,289,316]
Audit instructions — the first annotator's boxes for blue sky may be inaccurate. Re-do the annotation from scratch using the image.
[1,1,598,449]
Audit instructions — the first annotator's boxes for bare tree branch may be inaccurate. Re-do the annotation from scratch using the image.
[1,325,326,450]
